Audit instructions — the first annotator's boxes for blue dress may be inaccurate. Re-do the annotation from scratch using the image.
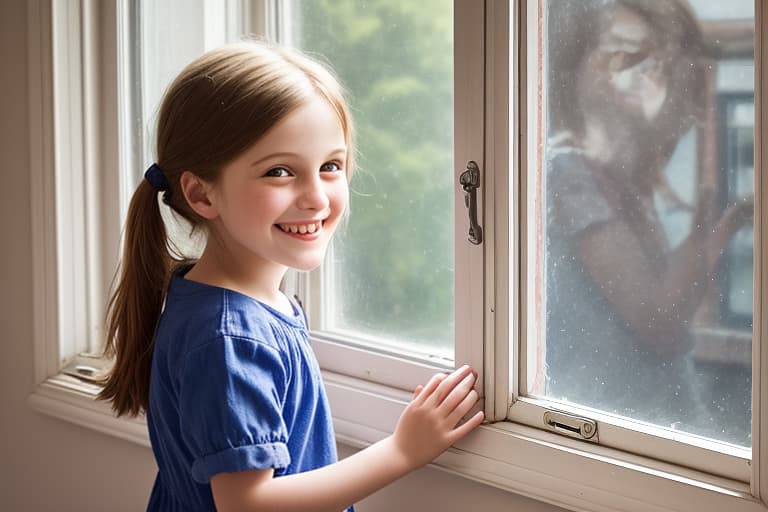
[146,268,353,511]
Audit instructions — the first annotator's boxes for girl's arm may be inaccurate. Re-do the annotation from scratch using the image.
[211,365,483,512]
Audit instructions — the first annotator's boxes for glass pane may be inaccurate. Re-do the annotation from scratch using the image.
[289,1,455,359]
[527,0,754,447]
[133,0,235,181]
[130,0,237,254]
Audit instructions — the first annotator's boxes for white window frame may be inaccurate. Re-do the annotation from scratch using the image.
[506,0,756,484]
[27,1,768,511]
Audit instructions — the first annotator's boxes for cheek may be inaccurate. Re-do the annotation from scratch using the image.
[251,191,286,218]
[222,186,288,226]
[329,178,349,213]
[329,181,349,216]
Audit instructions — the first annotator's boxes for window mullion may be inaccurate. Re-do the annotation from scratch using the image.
[29,0,59,383]
[53,0,89,365]
[755,0,767,501]
[454,0,486,409]
[484,0,512,422]
[82,0,117,355]
[245,0,293,43]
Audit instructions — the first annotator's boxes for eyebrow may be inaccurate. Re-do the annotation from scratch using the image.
[602,27,650,48]
[249,148,348,168]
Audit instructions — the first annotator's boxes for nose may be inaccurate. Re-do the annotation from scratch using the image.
[296,174,330,211]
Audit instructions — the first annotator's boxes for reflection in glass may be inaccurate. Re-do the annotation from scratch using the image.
[290,1,455,359]
[531,0,754,446]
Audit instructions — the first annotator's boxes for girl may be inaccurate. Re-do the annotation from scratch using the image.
[98,41,484,512]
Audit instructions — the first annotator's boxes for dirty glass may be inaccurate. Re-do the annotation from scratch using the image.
[527,0,755,446]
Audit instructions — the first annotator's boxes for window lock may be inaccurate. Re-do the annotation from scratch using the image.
[543,410,599,442]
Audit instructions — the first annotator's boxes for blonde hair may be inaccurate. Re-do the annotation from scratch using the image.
[99,41,354,416]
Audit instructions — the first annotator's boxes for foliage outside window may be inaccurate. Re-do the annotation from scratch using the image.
[289,0,455,359]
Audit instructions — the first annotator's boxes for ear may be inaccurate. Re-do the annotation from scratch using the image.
[180,171,219,220]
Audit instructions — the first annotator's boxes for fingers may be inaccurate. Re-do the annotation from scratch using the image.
[445,387,480,427]
[439,371,477,416]
[427,365,473,406]
[412,385,424,401]
[413,372,448,405]
[448,410,485,444]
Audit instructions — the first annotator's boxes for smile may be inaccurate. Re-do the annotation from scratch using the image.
[277,221,322,234]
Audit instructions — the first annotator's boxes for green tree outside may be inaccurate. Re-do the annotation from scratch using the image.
[293,0,455,355]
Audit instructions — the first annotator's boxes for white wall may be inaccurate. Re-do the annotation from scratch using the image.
[0,1,566,510]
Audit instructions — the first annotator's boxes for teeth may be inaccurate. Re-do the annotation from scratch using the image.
[279,222,321,234]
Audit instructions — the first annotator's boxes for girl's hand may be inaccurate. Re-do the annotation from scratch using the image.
[391,365,484,470]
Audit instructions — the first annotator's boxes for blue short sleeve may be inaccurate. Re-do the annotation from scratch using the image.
[547,153,613,238]
[178,336,291,483]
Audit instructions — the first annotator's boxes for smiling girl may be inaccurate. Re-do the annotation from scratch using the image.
[98,41,483,512]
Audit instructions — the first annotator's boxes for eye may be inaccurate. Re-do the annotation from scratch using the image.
[264,167,291,177]
[320,162,343,173]
[607,49,652,72]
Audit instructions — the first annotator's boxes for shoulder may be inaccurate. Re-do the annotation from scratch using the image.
[545,139,613,234]
[181,333,290,387]
[165,274,297,345]
[546,139,595,189]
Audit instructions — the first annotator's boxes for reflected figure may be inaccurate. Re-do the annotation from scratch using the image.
[544,0,752,431]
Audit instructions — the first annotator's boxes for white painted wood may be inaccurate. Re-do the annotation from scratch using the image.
[28,377,150,448]
[52,0,89,366]
[27,0,59,384]
[82,0,121,355]
[518,0,541,400]
[454,0,487,407]
[510,397,750,482]
[311,335,450,393]
[755,0,767,502]
[484,0,512,422]
[97,0,122,331]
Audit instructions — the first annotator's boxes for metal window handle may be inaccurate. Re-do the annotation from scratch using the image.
[543,410,598,442]
[460,160,483,245]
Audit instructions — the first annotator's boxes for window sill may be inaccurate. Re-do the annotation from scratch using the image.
[28,374,150,448]
[29,367,768,512]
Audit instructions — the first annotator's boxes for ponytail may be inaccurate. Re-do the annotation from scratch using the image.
[98,180,171,417]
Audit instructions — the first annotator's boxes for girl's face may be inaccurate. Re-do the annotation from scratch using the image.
[575,5,670,171]
[206,96,349,273]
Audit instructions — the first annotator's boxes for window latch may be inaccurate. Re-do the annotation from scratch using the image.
[543,410,598,442]
[459,160,483,245]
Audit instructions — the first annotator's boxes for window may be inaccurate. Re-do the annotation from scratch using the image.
[279,0,486,394]
[286,0,456,361]
[512,0,757,477]
[28,0,768,511]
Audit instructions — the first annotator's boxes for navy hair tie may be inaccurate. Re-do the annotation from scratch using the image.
[144,163,170,192]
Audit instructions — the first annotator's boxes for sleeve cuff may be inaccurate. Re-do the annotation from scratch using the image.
[191,441,290,483]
